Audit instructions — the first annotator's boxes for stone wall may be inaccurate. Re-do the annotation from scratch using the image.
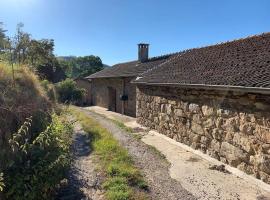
[91,77,136,117]
[136,85,270,184]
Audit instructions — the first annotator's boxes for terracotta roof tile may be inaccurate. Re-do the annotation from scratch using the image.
[85,55,173,79]
[134,33,270,89]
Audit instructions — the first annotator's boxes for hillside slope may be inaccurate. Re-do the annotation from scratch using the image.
[0,63,51,137]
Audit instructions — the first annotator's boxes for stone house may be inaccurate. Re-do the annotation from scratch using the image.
[133,33,270,184]
[74,77,92,105]
[86,44,174,117]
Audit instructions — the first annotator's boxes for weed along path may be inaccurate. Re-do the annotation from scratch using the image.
[56,121,105,200]
[77,107,196,200]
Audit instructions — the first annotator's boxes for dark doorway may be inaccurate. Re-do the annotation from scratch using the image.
[108,87,116,112]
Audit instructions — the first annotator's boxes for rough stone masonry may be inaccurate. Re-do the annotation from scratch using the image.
[136,85,270,184]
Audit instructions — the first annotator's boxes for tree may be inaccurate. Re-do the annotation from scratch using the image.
[36,58,66,83]
[71,55,103,78]
[26,39,54,66]
[58,59,72,78]
[0,22,7,51]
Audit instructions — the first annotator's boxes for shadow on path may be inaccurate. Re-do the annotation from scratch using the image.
[55,124,102,200]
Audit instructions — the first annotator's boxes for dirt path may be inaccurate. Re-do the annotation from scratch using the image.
[56,122,104,200]
[79,108,196,200]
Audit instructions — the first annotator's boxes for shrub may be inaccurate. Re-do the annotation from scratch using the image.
[2,113,73,200]
[0,63,73,199]
[0,173,4,191]
[56,78,85,104]
[40,79,57,102]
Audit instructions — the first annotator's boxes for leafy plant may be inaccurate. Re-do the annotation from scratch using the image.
[0,173,4,192]
[40,79,57,102]
[56,78,86,104]
[3,113,73,200]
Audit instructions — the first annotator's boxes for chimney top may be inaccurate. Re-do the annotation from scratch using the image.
[138,43,149,62]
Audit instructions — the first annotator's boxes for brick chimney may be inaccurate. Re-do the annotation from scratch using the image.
[138,43,149,62]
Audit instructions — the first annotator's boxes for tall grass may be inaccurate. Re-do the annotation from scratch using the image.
[0,62,73,199]
[0,63,51,143]
[71,108,149,200]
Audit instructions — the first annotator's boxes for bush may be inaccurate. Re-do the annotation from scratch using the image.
[40,79,57,102]
[0,63,73,199]
[2,113,73,200]
[56,78,85,104]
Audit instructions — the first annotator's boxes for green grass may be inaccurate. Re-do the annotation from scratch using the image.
[147,145,167,160]
[71,108,148,200]
[111,119,133,133]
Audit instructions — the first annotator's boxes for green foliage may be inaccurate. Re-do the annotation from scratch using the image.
[0,22,66,83]
[56,78,86,104]
[3,113,73,200]
[58,55,104,78]
[71,108,148,200]
[27,39,55,66]
[40,79,57,102]
[103,177,131,200]
[1,22,104,82]
[0,61,73,199]
[0,173,4,192]
[0,22,7,51]
[111,119,133,133]
[58,59,73,78]
[72,55,103,77]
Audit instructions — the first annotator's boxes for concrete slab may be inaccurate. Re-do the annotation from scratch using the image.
[142,131,270,200]
[83,106,135,123]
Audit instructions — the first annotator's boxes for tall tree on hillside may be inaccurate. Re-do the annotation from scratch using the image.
[27,39,55,66]
[72,55,103,77]
[0,22,7,51]
[26,39,65,82]
[14,22,24,63]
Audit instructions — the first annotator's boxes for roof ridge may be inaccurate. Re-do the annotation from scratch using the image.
[133,31,270,90]
[168,32,270,56]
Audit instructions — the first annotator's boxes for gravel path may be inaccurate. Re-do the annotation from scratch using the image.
[79,108,196,200]
[56,122,104,200]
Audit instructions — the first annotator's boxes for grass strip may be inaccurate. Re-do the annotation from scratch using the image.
[111,119,133,133]
[71,108,149,200]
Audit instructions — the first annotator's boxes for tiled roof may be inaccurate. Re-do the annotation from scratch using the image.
[86,55,173,79]
[134,33,270,89]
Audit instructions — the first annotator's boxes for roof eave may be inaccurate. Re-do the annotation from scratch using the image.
[132,81,270,95]
[86,75,136,79]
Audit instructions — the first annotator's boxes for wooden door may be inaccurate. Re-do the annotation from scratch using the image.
[108,87,116,112]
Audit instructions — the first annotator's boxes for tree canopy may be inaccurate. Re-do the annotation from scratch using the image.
[57,55,104,78]
[0,22,7,51]
[0,22,105,82]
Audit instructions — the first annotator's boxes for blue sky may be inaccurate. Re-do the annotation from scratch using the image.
[0,0,269,65]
